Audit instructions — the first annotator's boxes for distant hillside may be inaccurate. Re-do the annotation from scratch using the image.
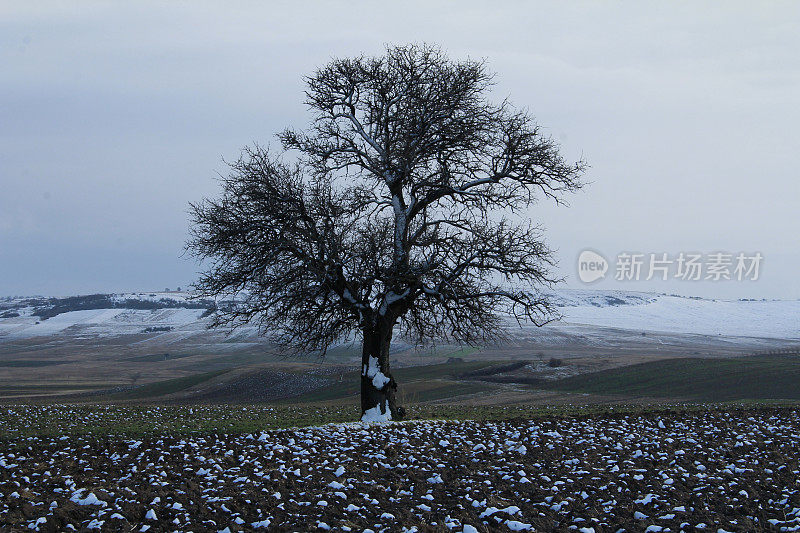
[542,354,800,401]
[0,289,798,344]
[550,290,800,339]
[0,291,221,340]
[26,294,215,320]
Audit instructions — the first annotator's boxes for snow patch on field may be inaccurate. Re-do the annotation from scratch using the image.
[1,407,799,531]
[361,402,391,423]
[0,308,207,339]
[556,292,800,339]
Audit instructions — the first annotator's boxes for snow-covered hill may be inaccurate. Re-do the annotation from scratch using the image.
[0,291,213,340]
[548,289,800,340]
[0,289,797,343]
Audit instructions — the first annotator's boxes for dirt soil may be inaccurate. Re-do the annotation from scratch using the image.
[1,407,798,532]
[181,366,341,403]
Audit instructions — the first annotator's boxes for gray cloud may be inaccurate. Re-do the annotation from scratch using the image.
[1,1,798,298]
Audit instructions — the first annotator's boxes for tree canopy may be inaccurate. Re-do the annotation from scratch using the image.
[188,44,585,420]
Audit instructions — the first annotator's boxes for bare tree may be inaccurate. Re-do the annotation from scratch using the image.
[188,44,585,421]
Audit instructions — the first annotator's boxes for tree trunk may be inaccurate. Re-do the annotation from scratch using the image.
[360,321,405,422]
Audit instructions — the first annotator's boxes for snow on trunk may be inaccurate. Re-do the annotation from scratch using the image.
[360,322,404,421]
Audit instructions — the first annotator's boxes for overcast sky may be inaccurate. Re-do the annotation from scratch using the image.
[1,2,798,299]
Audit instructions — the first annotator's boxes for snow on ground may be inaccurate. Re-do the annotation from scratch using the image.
[109,291,195,304]
[0,308,208,339]
[1,289,798,342]
[1,406,798,531]
[555,291,800,340]
[546,289,658,308]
